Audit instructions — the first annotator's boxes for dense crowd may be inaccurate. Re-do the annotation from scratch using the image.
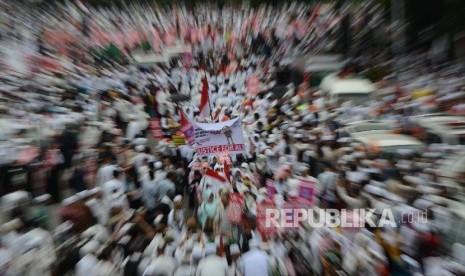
[0,1,464,276]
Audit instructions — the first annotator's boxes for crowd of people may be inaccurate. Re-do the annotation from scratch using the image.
[0,1,465,276]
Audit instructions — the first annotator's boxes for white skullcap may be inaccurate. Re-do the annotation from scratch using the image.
[241,163,250,170]
[321,135,334,141]
[135,145,145,152]
[287,127,296,133]
[258,187,267,195]
[205,243,217,256]
[89,187,101,195]
[133,137,148,146]
[340,147,354,152]
[76,190,91,200]
[62,195,79,206]
[304,150,315,157]
[161,196,173,206]
[154,214,164,225]
[249,239,260,248]
[266,138,276,144]
[33,194,51,204]
[79,240,101,257]
[337,137,351,143]
[155,161,163,170]
[265,149,274,156]
[174,195,183,203]
[384,192,405,203]
[288,190,298,198]
[278,156,288,165]
[363,185,385,197]
[191,245,204,260]
[230,244,240,255]
[413,198,433,210]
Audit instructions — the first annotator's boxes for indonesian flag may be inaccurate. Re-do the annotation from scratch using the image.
[180,108,195,145]
[199,76,211,120]
[200,168,228,192]
[223,164,231,184]
[180,108,189,126]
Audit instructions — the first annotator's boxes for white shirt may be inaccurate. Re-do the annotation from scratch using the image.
[75,254,98,276]
[143,255,177,276]
[96,164,116,189]
[126,121,141,141]
[240,248,269,276]
[196,255,229,276]
[103,179,125,199]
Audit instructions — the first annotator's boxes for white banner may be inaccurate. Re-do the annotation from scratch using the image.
[194,118,245,157]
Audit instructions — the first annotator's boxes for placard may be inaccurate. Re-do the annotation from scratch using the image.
[256,201,278,236]
[172,135,186,146]
[266,179,277,200]
[227,193,244,224]
[247,76,259,95]
[298,178,316,206]
[149,118,163,140]
[194,118,246,157]
[218,151,232,165]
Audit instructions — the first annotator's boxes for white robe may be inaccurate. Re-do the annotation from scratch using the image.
[75,254,98,276]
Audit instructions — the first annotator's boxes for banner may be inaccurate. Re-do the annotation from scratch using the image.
[227,193,244,224]
[298,178,316,206]
[256,201,278,236]
[149,118,163,140]
[194,118,245,157]
[247,75,260,95]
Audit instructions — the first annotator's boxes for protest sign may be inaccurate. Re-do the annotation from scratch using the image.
[247,75,259,95]
[172,135,186,146]
[266,179,277,200]
[227,193,244,224]
[298,178,316,206]
[194,118,245,157]
[149,118,163,140]
[256,201,278,236]
[218,150,232,165]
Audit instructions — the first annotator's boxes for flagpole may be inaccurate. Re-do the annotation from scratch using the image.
[208,89,214,122]
[203,70,214,122]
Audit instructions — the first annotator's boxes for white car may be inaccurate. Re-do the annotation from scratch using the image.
[351,132,425,156]
[320,74,376,106]
[343,120,399,136]
[410,113,465,145]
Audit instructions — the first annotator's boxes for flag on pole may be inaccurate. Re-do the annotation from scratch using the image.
[199,77,211,120]
[179,108,195,144]
[223,164,231,184]
[180,107,189,126]
[205,168,227,183]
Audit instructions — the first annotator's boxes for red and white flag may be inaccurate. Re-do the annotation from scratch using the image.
[204,168,228,187]
[179,108,195,145]
[199,76,211,120]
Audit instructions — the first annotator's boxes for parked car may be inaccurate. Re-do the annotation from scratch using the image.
[351,132,425,157]
[410,113,465,145]
[343,120,399,136]
[320,74,376,106]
